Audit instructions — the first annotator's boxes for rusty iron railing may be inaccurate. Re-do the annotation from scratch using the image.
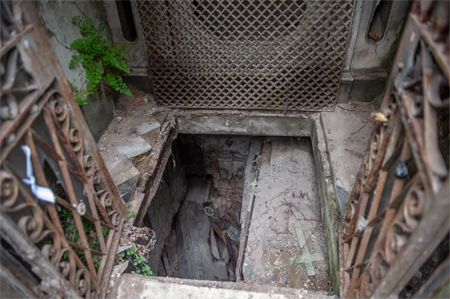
[0,1,125,297]
[136,0,354,111]
[339,0,449,297]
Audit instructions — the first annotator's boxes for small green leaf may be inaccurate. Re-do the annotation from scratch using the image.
[69,16,131,97]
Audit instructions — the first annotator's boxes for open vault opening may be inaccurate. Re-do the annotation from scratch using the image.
[141,129,331,290]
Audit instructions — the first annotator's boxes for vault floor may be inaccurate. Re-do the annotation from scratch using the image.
[99,86,375,296]
[243,137,330,290]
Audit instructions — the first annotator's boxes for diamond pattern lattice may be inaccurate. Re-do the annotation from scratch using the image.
[137,0,354,111]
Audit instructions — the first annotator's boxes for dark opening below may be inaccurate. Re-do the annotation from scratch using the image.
[141,134,331,289]
[144,134,249,281]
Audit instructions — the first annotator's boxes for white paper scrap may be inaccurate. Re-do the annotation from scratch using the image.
[21,145,55,203]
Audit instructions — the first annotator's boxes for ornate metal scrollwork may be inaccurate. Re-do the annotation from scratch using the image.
[0,1,125,297]
[340,1,449,297]
[385,179,425,263]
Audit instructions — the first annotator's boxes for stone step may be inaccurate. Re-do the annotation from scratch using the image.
[101,147,140,203]
[111,275,331,299]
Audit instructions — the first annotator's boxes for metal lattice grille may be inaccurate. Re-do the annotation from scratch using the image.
[137,0,354,111]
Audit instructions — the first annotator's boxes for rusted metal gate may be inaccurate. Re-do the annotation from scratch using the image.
[136,0,354,111]
[0,1,125,297]
[340,0,449,298]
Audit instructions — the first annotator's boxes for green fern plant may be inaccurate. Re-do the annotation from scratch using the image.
[68,81,88,105]
[69,16,132,97]
[74,90,88,106]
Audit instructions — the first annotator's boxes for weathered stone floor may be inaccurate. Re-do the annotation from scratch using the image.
[321,102,376,215]
[243,137,330,291]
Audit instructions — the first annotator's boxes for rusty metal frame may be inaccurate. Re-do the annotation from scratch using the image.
[0,1,125,297]
[339,0,449,297]
[136,0,354,111]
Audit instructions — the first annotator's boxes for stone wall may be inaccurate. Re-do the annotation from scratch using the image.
[37,0,115,141]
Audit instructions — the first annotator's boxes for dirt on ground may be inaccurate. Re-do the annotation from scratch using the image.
[243,137,331,291]
[97,84,169,155]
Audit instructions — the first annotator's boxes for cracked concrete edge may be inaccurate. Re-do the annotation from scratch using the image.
[311,113,341,293]
[130,110,341,291]
[111,274,330,299]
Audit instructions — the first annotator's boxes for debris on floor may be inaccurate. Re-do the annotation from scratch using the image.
[158,135,249,282]
[243,137,331,291]
[96,86,372,295]
[98,84,170,205]
[107,225,156,296]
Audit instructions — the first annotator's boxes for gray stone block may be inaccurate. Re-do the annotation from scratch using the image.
[116,136,152,158]
[136,122,161,136]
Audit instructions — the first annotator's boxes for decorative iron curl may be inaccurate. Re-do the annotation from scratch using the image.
[0,170,19,208]
[385,180,425,263]
[75,269,91,297]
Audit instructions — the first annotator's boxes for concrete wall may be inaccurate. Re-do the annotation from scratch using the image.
[339,0,410,104]
[103,0,152,92]
[103,0,148,72]
[38,0,115,141]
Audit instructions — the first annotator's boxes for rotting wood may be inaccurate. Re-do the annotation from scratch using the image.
[134,132,175,226]
[235,194,255,281]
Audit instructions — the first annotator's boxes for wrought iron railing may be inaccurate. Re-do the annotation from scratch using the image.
[0,1,125,297]
[339,0,449,297]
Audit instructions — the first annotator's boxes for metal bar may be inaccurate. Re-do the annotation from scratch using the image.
[54,195,114,231]
[371,179,450,298]
[348,171,388,294]
[25,130,65,236]
[31,129,87,184]
[0,212,79,298]
[67,241,105,256]
[1,86,55,163]
[43,107,99,285]
[410,14,449,80]
[97,219,124,299]
[94,148,126,218]
[364,107,399,192]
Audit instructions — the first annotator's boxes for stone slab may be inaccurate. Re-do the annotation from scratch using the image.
[177,115,313,137]
[136,122,161,136]
[321,103,375,215]
[117,175,140,203]
[101,147,140,187]
[111,275,329,299]
[116,136,152,158]
[243,137,330,290]
[184,178,212,204]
